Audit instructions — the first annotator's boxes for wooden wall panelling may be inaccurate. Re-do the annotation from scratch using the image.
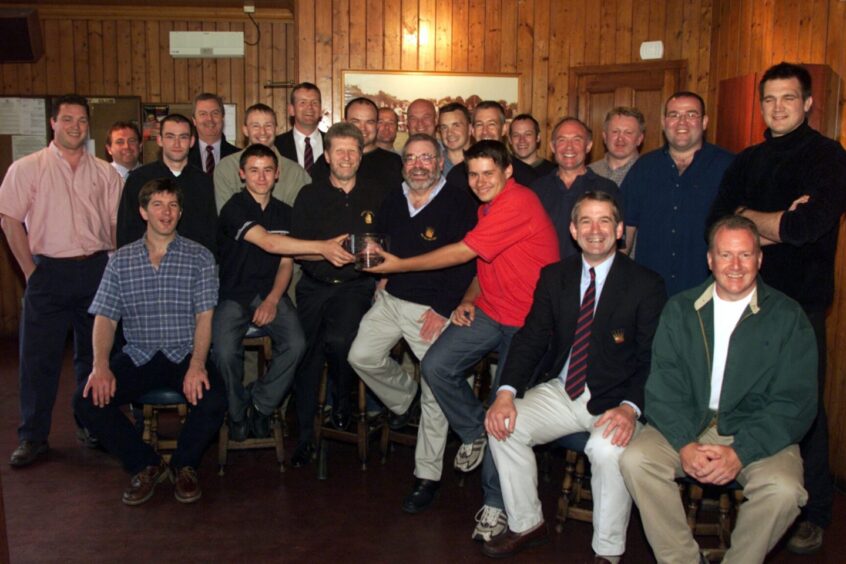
[73,21,90,95]
[383,0,402,70]
[599,0,615,65]
[400,0,418,71]
[582,0,600,66]
[450,0,468,72]
[348,0,367,71]
[483,0,501,73]
[146,21,161,101]
[435,0,452,71]
[366,0,384,70]
[530,0,550,143]
[258,21,274,108]
[418,0,436,71]
[315,0,335,122]
[546,0,569,130]
[515,0,533,116]
[467,0,484,73]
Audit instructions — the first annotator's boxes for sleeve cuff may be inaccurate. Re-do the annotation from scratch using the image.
[621,400,641,418]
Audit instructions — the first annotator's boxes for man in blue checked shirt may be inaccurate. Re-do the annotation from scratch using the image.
[74,177,226,506]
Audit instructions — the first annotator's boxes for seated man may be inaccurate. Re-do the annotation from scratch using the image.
[482,191,666,561]
[620,215,818,564]
[368,140,559,541]
[74,178,227,506]
[348,133,477,513]
[214,144,353,441]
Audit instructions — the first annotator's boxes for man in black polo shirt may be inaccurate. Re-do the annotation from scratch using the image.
[530,117,620,260]
[289,122,394,467]
[117,113,218,255]
[213,144,353,441]
[307,97,403,192]
[348,133,477,512]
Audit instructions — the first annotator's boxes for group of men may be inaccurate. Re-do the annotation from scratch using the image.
[1,60,844,563]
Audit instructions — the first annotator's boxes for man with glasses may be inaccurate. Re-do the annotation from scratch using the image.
[348,133,476,514]
[621,92,734,295]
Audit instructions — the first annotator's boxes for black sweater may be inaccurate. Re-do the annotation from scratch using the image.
[117,160,218,256]
[708,121,846,312]
[376,181,478,317]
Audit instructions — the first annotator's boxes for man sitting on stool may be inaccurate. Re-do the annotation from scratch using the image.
[75,178,226,505]
[620,215,817,563]
[483,191,666,562]
[214,144,352,441]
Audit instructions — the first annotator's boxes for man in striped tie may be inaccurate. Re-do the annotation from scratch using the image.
[483,191,667,562]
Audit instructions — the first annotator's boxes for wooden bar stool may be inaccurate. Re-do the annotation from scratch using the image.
[138,388,188,462]
[384,340,421,457]
[314,363,390,478]
[678,477,745,561]
[552,432,593,532]
[217,326,286,475]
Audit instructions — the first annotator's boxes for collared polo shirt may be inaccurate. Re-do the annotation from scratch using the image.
[530,168,621,260]
[218,190,293,306]
[588,155,639,187]
[0,142,121,258]
[622,142,733,296]
[89,234,218,367]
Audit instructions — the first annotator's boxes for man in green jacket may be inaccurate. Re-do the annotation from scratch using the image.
[620,215,817,564]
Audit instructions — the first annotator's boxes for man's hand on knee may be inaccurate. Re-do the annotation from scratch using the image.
[82,365,116,408]
[485,390,517,441]
[595,404,637,447]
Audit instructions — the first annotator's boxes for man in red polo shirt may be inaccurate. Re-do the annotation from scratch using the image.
[368,139,559,540]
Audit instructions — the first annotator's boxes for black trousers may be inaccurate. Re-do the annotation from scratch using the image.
[293,274,374,445]
[18,253,107,442]
[801,310,834,528]
[74,351,227,475]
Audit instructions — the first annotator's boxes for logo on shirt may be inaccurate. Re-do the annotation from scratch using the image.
[361,210,375,225]
[611,329,625,344]
[421,227,437,241]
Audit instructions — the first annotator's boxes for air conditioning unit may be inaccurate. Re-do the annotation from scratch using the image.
[169,31,245,58]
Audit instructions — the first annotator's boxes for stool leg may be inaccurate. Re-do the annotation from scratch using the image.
[556,449,579,533]
[687,484,703,532]
[357,379,368,470]
[272,409,285,473]
[218,415,230,476]
[718,492,731,549]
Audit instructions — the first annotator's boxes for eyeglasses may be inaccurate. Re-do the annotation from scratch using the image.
[665,111,702,122]
[403,153,437,165]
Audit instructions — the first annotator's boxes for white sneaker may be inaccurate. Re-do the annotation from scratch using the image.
[454,435,487,472]
[472,505,507,541]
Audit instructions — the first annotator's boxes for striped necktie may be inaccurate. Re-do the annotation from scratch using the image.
[205,145,215,175]
[565,267,595,399]
[304,136,314,174]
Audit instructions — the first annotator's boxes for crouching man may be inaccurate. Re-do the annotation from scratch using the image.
[74,178,226,505]
[620,215,818,563]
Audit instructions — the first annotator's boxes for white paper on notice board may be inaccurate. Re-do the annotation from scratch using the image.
[0,98,47,136]
[12,135,47,161]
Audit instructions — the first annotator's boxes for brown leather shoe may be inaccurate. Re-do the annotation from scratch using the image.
[481,522,548,558]
[173,466,202,503]
[122,460,170,506]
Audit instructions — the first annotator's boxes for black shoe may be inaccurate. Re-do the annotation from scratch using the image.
[402,479,440,514]
[331,409,351,431]
[249,408,271,439]
[389,390,421,431]
[75,426,101,449]
[10,440,49,467]
[290,442,316,468]
[228,418,249,442]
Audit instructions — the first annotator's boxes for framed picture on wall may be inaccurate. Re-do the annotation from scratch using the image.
[341,70,520,146]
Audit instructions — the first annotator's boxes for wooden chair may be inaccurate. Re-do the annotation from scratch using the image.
[217,327,286,475]
[314,364,390,478]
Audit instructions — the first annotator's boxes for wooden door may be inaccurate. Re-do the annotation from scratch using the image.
[568,61,688,164]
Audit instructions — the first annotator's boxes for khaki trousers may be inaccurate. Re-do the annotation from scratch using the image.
[620,424,806,564]
[348,290,451,480]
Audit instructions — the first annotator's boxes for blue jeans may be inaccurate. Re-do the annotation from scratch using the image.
[212,296,306,420]
[422,307,518,509]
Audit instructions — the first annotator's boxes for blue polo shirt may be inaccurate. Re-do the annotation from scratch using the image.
[530,168,620,260]
[622,142,734,296]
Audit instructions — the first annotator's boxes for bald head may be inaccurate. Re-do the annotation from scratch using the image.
[407,99,437,136]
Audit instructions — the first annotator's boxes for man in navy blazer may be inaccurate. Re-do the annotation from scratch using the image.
[482,191,666,562]
[274,82,325,172]
[187,92,240,174]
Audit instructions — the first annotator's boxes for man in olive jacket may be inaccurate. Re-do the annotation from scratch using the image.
[620,215,817,564]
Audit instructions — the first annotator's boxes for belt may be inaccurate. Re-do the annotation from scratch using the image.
[38,251,106,262]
